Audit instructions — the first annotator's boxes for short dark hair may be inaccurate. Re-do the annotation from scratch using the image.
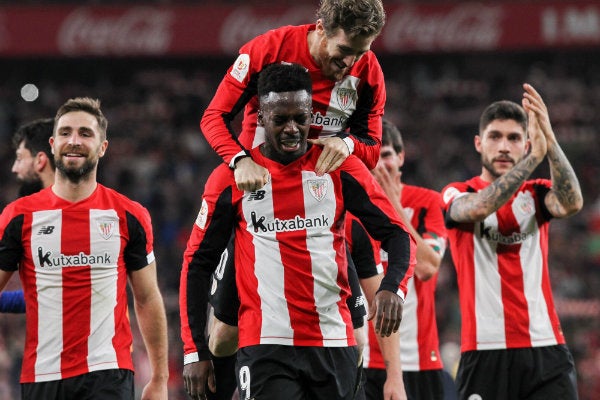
[317,0,386,38]
[381,119,404,154]
[479,100,527,135]
[257,63,312,98]
[55,97,108,140]
[12,118,55,170]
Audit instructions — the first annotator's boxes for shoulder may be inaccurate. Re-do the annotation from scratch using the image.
[440,180,473,207]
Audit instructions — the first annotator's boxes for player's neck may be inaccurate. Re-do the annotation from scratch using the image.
[52,174,98,203]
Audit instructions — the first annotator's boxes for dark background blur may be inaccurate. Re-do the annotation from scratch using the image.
[0,1,599,399]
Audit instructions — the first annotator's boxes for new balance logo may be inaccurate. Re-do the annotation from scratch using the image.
[247,190,266,201]
[37,226,55,235]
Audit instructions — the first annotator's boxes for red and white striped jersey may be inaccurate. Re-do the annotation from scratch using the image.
[180,146,415,363]
[201,24,386,169]
[0,185,154,383]
[441,176,564,352]
[350,185,448,371]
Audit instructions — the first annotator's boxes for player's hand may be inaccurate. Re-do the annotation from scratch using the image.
[140,378,168,400]
[367,290,403,337]
[522,99,547,162]
[183,360,216,399]
[372,162,402,202]
[308,136,350,176]
[522,83,557,145]
[234,157,270,192]
[383,374,408,400]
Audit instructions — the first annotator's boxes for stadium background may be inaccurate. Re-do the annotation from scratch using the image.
[0,1,598,399]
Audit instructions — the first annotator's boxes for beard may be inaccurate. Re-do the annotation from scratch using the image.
[56,157,97,184]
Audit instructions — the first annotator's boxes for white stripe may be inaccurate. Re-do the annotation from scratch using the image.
[473,212,506,349]
[302,171,348,345]
[31,209,64,378]
[400,277,420,370]
[87,209,121,368]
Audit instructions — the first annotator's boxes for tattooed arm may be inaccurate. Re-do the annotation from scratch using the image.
[448,152,544,223]
[522,83,583,218]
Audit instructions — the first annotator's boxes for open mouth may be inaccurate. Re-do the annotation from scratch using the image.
[280,138,301,151]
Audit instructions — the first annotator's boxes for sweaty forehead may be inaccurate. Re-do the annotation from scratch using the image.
[261,90,311,107]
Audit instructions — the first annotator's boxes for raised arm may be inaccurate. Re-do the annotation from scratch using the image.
[522,83,583,218]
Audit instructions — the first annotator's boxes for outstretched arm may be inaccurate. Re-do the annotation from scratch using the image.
[129,262,169,400]
[522,83,583,218]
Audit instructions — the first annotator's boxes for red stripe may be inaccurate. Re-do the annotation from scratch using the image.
[61,210,92,376]
[454,228,477,352]
[538,222,565,344]
[21,213,38,382]
[415,277,443,370]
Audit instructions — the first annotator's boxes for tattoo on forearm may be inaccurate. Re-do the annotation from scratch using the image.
[451,155,539,221]
[547,145,582,214]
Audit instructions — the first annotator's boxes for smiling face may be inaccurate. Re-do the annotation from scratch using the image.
[312,21,375,81]
[50,111,108,184]
[259,90,312,164]
[476,118,529,181]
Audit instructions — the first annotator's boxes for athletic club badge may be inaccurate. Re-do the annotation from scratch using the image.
[97,219,115,240]
[515,191,535,216]
[307,179,328,202]
[335,87,357,111]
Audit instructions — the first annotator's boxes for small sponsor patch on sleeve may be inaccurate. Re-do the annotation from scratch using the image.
[195,199,209,229]
[442,187,461,205]
[230,54,250,83]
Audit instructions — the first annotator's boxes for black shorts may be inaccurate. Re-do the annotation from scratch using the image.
[21,369,134,400]
[456,345,578,400]
[237,345,359,400]
[364,368,445,400]
[209,237,367,329]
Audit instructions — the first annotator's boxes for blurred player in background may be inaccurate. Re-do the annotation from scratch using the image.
[441,84,583,400]
[1,118,55,313]
[348,120,452,399]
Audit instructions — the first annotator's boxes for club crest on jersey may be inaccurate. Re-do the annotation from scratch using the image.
[515,191,535,216]
[97,219,116,240]
[335,87,357,111]
[307,179,328,202]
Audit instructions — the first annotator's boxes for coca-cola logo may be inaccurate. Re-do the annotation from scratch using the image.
[383,4,503,52]
[219,6,314,53]
[58,7,174,56]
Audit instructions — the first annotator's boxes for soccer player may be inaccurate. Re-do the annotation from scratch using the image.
[441,84,583,399]
[348,120,451,400]
[0,98,169,400]
[1,118,55,313]
[193,0,388,395]
[180,63,415,400]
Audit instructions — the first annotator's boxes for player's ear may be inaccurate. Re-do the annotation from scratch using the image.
[474,134,482,154]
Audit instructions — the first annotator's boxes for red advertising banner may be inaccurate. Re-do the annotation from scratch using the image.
[0,2,599,57]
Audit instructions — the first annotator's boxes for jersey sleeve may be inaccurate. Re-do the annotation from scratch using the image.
[200,33,277,166]
[123,206,155,271]
[440,182,472,229]
[0,204,24,272]
[340,158,416,300]
[345,215,381,279]
[180,165,238,363]
[343,52,385,169]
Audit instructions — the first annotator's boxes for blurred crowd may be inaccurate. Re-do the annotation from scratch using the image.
[0,50,598,399]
